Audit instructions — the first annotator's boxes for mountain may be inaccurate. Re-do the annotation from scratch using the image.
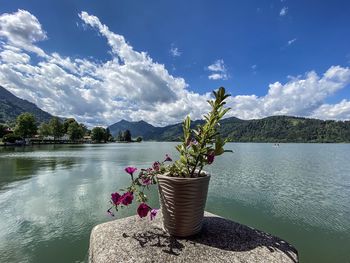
[0,85,53,124]
[108,119,157,139]
[108,118,204,141]
[108,116,350,143]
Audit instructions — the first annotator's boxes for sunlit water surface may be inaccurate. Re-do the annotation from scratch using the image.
[0,143,349,263]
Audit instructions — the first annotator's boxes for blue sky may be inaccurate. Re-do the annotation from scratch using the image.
[0,0,350,126]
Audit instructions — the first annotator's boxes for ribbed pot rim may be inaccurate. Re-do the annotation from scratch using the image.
[157,172,210,181]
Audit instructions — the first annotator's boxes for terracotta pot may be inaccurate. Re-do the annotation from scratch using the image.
[157,173,210,237]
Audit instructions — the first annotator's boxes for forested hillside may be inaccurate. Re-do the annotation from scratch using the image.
[108,116,350,143]
[0,86,52,124]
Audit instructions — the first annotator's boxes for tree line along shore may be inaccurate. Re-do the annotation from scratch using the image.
[2,112,350,145]
[0,112,141,146]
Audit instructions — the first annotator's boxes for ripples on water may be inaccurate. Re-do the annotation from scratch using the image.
[209,144,350,233]
[0,143,349,263]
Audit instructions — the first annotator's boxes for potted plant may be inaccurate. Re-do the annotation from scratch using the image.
[108,87,232,237]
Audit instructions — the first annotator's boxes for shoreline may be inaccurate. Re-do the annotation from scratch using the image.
[1,141,350,147]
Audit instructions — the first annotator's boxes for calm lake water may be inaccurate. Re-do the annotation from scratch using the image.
[0,143,349,263]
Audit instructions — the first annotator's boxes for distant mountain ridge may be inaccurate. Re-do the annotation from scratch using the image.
[108,116,350,143]
[2,85,349,142]
[0,85,53,124]
[108,119,157,139]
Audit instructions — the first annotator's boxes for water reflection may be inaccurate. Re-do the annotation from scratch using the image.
[0,155,77,191]
[0,143,163,263]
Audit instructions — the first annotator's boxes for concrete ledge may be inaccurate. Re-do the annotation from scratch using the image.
[89,212,298,263]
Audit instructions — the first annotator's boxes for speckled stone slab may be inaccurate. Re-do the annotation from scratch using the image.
[89,212,298,263]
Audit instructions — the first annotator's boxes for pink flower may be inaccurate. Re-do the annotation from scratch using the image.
[164,154,172,162]
[150,208,159,220]
[111,192,121,205]
[152,161,160,171]
[137,203,150,218]
[140,177,151,186]
[120,192,134,206]
[207,152,215,164]
[125,167,137,176]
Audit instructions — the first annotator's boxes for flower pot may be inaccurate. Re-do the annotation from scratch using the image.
[157,173,210,237]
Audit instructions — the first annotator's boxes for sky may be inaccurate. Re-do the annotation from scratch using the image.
[0,0,350,126]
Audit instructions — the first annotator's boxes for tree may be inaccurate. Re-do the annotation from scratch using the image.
[116,130,132,142]
[0,124,7,138]
[14,113,37,138]
[38,122,51,138]
[85,127,91,136]
[63,118,77,133]
[91,127,107,143]
[116,131,123,141]
[79,123,89,136]
[67,122,84,142]
[105,128,112,142]
[3,133,23,143]
[123,129,132,142]
[49,117,64,140]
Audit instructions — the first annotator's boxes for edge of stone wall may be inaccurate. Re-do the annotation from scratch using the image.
[89,211,298,263]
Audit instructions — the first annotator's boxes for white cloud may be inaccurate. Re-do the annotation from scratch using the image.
[280,7,288,16]
[0,10,210,126]
[287,38,297,46]
[170,45,181,57]
[207,59,228,80]
[251,64,257,70]
[0,10,350,127]
[208,73,223,80]
[225,66,350,119]
[0,9,47,57]
[312,100,350,120]
[0,48,30,64]
[79,11,145,64]
[208,60,225,72]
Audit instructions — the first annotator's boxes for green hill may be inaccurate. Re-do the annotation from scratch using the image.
[108,116,350,143]
[0,86,53,124]
[219,116,350,143]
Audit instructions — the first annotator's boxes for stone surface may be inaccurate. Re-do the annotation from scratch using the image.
[89,212,298,263]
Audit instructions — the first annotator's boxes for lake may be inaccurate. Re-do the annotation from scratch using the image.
[0,143,349,263]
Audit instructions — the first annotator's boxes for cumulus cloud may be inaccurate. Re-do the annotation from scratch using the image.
[0,48,30,64]
[0,10,210,126]
[280,7,288,16]
[225,66,350,119]
[207,59,228,80]
[0,9,47,57]
[312,100,350,120]
[0,10,350,127]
